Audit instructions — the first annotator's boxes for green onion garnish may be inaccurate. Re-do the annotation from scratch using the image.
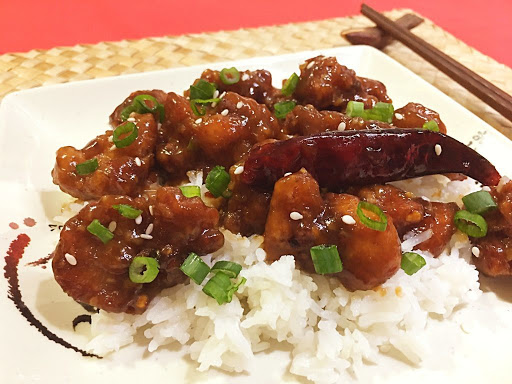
[190,79,217,100]
[274,100,296,119]
[120,94,165,123]
[87,219,114,244]
[211,260,242,278]
[180,185,201,198]
[133,95,165,123]
[190,101,206,116]
[205,165,230,197]
[364,102,394,123]
[220,67,240,85]
[357,201,388,231]
[454,210,488,238]
[180,252,210,284]
[113,122,138,148]
[401,252,426,275]
[75,158,99,175]
[462,190,497,215]
[112,204,142,219]
[129,256,160,284]
[346,101,365,118]
[423,120,440,132]
[281,73,299,96]
[346,101,394,123]
[202,272,246,305]
[310,245,343,274]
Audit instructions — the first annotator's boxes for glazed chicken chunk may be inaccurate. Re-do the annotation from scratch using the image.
[52,187,224,313]
[263,169,402,291]
[52,113,157,200]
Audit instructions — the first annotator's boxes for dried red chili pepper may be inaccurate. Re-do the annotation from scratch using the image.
[242,129,501,190]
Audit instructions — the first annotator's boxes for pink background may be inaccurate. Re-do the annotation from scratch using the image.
[1,0,511,67]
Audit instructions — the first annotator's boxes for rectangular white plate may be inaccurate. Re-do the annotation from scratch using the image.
[1,46,512,384]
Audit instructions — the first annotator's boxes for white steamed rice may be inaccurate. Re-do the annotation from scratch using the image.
[55,174,484,384]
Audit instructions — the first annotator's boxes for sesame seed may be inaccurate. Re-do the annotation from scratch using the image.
[284,172,292,177]
[241,73,250,81]
[195,118,202,124]
[219,91,226,99]
[213,90,220,98]
[342,215,356,225]
[140,234,153,240]
[394,113,404,120]
[149,205,154,216]
[236,101,243,109]
[306,61,315,69]
[435,144,442,156]
[110,144,116,151]
[290,211,303,220]
[135,215,142,225]
[108,136,113,143]
[482,186,491,192]
[338,122,346,131]
[135,157,142,167]
[127,117,136,122]
[211,102,217,108]
[65,253,77,266]
[221,109,229,116]
[472,246,480,258]
[234,166,244,175]
[108,221,117,232]
[145,223,154,235]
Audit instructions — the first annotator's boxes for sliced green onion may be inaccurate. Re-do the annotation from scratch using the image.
[202,272,246,305]
[190,79,217,100]
[87,219,114,244]
[401,252,426,275]
[113,122,138,148]
[190,100,206,116]
[211,260,242,278]
[75,158,99,175]
[180,185,201,198]
[120,94,165,122]
[220,67,240,85]
[274,100,296,119]
[364,102,394,123]
[129,256,160,283]
[205,165,230,197]
[454,210,488,238]
[422,120,440,132]
[462,190,497,215]
[356,201,388,231]
[346,101,365,118]
[120,104,138,121]
[281,73,299,96]
[133,95,165,123]
[112,204,142,219]
[180,252,210,284]
[310,245,343,274]
[192,97,221,104]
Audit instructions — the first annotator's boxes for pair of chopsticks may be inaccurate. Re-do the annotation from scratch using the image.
[360,4,512,122]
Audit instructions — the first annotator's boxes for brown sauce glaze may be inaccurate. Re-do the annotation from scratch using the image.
[4,234,100,358]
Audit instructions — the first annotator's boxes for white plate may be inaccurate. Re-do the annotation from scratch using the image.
[2,46,512,384]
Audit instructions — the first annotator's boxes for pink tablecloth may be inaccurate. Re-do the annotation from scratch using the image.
[1,0,511,67]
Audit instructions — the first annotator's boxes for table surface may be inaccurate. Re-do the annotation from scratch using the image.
[1,0,511,68]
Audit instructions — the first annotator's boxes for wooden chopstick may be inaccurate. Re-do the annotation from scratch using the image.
[361,4,512,122]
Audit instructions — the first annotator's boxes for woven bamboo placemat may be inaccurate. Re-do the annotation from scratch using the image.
[1,9,511,139]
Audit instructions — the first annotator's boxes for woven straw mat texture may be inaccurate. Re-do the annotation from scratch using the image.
[1,8,511,139]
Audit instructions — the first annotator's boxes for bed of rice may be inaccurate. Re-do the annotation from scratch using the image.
[61,174,484,384]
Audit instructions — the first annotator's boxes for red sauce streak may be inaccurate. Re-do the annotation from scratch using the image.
[9,222,19,230]
[23,218,36,227]
[3,234,100,358]
[27,254,53,268]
